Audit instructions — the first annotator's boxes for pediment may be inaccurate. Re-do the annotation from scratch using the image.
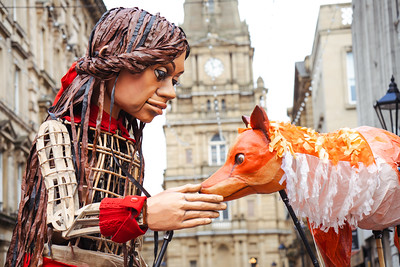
[0,120,17,141]
[15,135,31,154]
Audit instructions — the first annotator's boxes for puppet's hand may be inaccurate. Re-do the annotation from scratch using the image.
[146,184,226,231]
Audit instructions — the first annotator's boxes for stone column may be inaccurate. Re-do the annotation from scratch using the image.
[241,238,248,267]
[258,237,266,266]
[182,240,187,267]
[199,242,205,267]
[206,241,212,267]
[234,240,240,266]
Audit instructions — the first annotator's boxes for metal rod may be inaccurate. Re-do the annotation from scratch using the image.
[154,231,174,267]
[279,190,320,267]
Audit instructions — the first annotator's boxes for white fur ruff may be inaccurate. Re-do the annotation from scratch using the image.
[280,153,400,231]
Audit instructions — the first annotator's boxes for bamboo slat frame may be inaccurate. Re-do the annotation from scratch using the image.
[37,120,144,260]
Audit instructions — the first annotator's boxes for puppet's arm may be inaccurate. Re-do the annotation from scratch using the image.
[36,120,146,242]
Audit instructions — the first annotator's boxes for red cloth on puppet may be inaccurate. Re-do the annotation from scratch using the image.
[23,254,77,267]
[53,62,78,105]
[63,105,133,142]
[99,195,148,243]
[43,257,77,267]
[311,222,352,267]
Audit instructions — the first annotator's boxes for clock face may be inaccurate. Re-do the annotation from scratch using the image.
[204,57,224,78]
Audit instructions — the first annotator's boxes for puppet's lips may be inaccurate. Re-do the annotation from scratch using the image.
[146,99,167,110]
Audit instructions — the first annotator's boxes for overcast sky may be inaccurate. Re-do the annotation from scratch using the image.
[103,0,351,194]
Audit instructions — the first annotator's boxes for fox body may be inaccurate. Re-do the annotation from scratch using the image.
[201,106,400,266]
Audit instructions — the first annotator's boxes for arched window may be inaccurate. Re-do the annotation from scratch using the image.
[221,99,226,110]
[209,133,226,165]
[207,99,211,111]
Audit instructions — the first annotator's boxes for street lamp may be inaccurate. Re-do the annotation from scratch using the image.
[373,75,400,267]
[249,257,257,267]
[374,75,400,135]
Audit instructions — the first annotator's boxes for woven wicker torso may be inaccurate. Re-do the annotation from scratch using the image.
[55,121,146,267]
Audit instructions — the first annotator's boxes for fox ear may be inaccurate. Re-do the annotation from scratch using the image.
[250,105,270,138]
[242,115,250,127]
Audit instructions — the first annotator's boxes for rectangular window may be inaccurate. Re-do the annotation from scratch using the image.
[186,148,193,164]
[0,152,3,211]
[219,144,226,163]
[247,199,255,217]
[216,202,229,221]
[12,0,17,21]
[211,145,217,164]
[346,52,356,104]
[17,163,23,205]
[14,66,20,113]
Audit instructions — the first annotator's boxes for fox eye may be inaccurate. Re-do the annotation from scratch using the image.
[235,153,245,165]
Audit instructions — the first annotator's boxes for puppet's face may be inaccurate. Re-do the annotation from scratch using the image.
[106,52,185,122]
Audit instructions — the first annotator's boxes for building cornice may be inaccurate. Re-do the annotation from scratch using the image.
[165,117,242,126]
[144,228,292,241]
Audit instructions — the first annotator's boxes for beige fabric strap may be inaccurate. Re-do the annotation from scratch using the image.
[43,244,126,267]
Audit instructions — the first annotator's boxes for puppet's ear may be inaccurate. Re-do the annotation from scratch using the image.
[250,105,270,138]
[242,115,250,127]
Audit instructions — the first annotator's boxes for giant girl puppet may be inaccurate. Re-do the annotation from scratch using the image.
[6,7,226,267]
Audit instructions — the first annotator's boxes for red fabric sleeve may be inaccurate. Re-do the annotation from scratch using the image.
[99,196,148,243]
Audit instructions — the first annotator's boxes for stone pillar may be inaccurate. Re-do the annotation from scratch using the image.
[199,242,205,267]
[241,239,248,267]
[258,237,266,266]
[182,240,187,267]
[206,241,212,267]
[234,240,240,266]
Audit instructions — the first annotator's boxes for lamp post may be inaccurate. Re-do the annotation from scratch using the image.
[373,75,400,267]
[374,75,400,135]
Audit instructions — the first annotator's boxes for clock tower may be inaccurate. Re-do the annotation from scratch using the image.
[165,0,267,184]
[148,1,293,267]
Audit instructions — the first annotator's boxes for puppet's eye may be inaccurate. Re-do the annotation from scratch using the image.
[235,153,245,165]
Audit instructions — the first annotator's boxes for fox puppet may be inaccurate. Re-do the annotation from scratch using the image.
[201,105,400,267]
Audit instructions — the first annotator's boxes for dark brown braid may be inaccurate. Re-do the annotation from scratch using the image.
[6,7,189,267]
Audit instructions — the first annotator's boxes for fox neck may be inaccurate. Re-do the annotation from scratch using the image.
[268,121,321,158]
[268,121,375,168]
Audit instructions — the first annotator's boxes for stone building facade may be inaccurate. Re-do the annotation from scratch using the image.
[290,3,356,133]
[352,0,400,266]
[288,3,361,266]
[141,1,293,266]
[290,2,400,266]
[0,0,106,264]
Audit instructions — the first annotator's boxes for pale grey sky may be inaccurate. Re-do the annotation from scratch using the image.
[103,0,351,194]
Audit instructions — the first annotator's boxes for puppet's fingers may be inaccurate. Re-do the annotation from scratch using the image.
[183,201,226,211]
[184,193,224,203]
[178,218,213,229]
[167,183,202,193]
[183,210,220,220]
